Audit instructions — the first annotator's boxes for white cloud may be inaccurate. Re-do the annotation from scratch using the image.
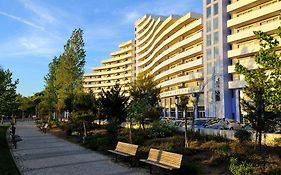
[0,11,44,30]
[19,0,58,24]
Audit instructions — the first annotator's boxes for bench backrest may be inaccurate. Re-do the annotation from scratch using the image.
[115,142,138,156]
[147,148,183,169]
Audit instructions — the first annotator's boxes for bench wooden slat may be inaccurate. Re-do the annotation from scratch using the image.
[140,159,176,170]
[143,148,183,170]
[115,142,138,156]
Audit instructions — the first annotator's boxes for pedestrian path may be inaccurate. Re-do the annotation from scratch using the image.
[11,121,148,175]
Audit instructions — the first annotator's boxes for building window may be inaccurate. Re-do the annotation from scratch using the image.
[207,48,212,60]
[214,46,219,59]
[213,17,218,30]
[215,60,220,74]
[207,63,213,75]
[207,34,212,46]
[214,3,218,16]
[214,32,219,44]
[207,0,211,5]
[207,7,211,18]
[207,20,211,32]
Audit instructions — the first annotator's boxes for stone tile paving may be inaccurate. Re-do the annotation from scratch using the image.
[11,121,148,175]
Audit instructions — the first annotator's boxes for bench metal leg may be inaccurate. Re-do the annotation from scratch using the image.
[115,154,118,162]
[150,165,152,175]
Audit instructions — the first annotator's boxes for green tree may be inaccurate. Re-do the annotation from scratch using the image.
[235,27,281,151]
[99,84,129,143]
[176,95,190,147]
[55,28,86,117]
[0,66,18,117]
[129,73,161,129]
[43,57,59,118]
[17,95,33,118]
[73,92,96,136]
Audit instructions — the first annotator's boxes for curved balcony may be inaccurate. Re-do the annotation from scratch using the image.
[228,80,246,89]
[158,72,203,88]
[137,15,201,61]
[227,0,268,13]
[143,44,202,74]
[160,86,202,98]
[153,57,203,80]
[94,60,133,70]
[136,17,174,60]
[102,53,134,64]
[136,15,152,34]
[110,46,134,56]
[91,67,132,76]
[227,1,281,28]
[228,20,281,43]
[137,18,159,42]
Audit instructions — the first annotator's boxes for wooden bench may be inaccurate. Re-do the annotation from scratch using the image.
[140,148,183,174]
[108,141,138,166]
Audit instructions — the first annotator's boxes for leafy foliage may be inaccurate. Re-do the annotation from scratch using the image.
[0,67,18,116]
[234,130,252,144]
[235,27,281,150]
[129,73,161,129]
[229,157,254,175]
[147,121,176,139]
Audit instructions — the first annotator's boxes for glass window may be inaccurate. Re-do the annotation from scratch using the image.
[215,60,220,74]
[208,91,213,102]
[207,20,211,32]
[214,46,219,59]
[207,63,213,75]
[214,3,218,15]
[214,32,219,44]
[207,7,211,18]
[213,17,218,30]
[207,0,211,5]
[207,34,212,46]
[207,48,212,60]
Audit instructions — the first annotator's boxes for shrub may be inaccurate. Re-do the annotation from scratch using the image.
[147,121,176,139]
[234,130,252,143]
[273,137,281,147]
[83,134,112,151]
[229,157,254,175]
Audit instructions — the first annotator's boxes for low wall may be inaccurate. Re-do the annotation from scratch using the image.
[194,128,281,146]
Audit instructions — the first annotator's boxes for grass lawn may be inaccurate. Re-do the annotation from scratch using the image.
[0,125,21,175]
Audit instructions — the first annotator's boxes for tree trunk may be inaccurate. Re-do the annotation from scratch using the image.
[129,117,132,143]
[83,119,87,137]
[184,115,189,148]
[258,130,262,152]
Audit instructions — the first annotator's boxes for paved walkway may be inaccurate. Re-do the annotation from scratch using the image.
[11,121,148,175]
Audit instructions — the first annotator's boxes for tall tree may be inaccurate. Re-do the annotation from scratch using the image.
[0,66,18,117]
[129,73,161,129]
[235,27,281,151]
[55,28,86,117]
[43,57,59,117]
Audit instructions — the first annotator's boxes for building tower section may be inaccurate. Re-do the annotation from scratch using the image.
[135,13,205,119]
[203,0,234,120]
[227,0,281,120]
[83,40,134,96]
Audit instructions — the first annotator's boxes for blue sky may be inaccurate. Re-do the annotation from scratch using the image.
[0,0,202,96]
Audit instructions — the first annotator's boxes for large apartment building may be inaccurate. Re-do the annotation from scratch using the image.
[226,0,281,118]
[83,40,134,96]
[84,0,281,121]
[135,13,205,119]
